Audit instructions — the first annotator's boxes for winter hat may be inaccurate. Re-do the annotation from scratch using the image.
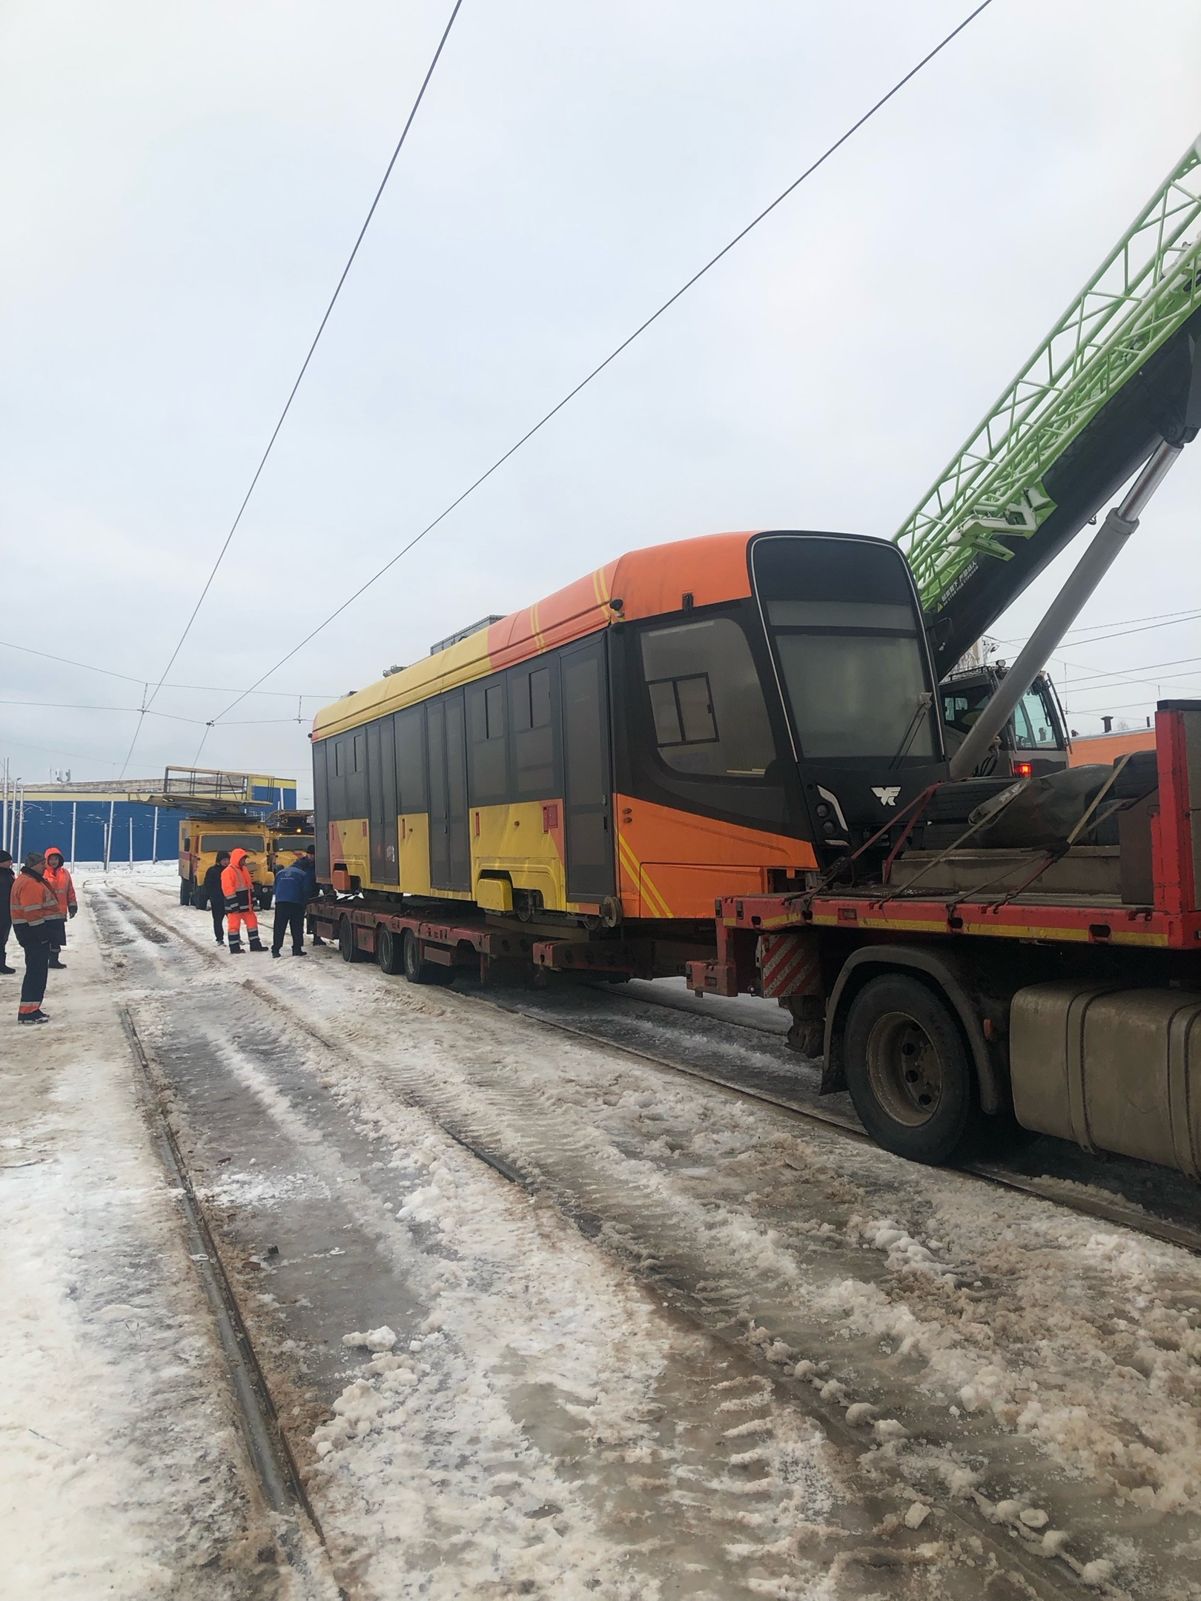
[0,850,11,865]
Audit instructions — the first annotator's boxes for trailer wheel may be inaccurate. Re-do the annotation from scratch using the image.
[338,917,363,964]
[376,926,404,975]
[403,929,453,986]
[844,974,982,1165]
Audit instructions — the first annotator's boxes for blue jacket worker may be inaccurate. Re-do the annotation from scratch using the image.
[271,848,318,959]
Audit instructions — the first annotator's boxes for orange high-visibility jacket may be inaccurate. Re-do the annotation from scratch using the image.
[43,847,77,918]
[11,867,61,931]
[220,848,255,912]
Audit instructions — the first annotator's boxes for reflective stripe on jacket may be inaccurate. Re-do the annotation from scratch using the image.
[43,848,77,917]
[221,848,255,912]
[11,867,61,929]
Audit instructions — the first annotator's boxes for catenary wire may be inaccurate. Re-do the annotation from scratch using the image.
[0,699,206,723]
[995,606,1201,648]
[120,0,464,776]
[0,638,333,700]
[202,0,996,732]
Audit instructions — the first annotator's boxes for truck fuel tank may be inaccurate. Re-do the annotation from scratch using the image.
[1010,983,1201,1179]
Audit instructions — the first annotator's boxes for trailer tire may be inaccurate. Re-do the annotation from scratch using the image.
[403,929,453,987]
[844,974,982,1165]
[338,917,363,964]
[376,926,404,975]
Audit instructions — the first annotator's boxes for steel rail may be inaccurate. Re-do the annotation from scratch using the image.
[106,880,1201,1263]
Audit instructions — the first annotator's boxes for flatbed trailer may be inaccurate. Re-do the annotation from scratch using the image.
[311,702,1201,1183]
[306,896,686,985]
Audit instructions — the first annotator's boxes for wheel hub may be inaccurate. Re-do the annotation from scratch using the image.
[865,1011,944,1127]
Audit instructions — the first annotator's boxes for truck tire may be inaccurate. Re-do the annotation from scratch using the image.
[192,886,208,910]
[376,926,404,975]
[844,973,982,1165]
[403,929,453,986]
[179,877,191,907]
[338,917,363,963]
[258,889,273,911]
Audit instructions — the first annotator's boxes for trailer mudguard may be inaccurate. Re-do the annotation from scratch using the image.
[822,944,1003,1114]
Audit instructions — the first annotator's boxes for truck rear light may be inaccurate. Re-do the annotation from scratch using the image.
[1014,761,1033,778]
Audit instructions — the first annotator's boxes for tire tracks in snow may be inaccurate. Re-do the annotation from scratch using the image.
[93,887,914,1599]
[100,880,1133,1601]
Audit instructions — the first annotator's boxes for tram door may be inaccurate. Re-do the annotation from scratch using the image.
[367,717,398,885]
[561,636,616,901]
[427,691,471,894]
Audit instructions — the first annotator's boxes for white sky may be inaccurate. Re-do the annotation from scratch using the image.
[2,0,1200,798]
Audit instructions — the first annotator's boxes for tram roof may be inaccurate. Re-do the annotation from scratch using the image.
[311,529,759,739]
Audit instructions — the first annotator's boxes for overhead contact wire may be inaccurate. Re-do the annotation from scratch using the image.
[119,0,465,776]
[205,0,997,727]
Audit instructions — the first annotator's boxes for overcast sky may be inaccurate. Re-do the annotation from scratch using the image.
[3,0,1200,800]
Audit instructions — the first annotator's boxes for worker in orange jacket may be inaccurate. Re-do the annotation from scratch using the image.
[42,846,77,970]
[11,851,60,1022]
[221,847,265,954]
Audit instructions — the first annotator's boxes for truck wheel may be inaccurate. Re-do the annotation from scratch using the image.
[179,877,191,907]
[403,929,453,986]
[192,887,208,910]
[376,926,404,975]
[258,890,273,911]
[844,974,982,1164]
[338,918,363,964]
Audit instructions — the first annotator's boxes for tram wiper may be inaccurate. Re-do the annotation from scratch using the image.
[888,692,933,770]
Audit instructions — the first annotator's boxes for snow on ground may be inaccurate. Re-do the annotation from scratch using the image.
[0,870,337,1601]
[101,879,943,1600]
[21,865,1201,1599]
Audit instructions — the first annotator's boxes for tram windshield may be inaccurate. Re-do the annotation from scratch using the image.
[752,535,938,762]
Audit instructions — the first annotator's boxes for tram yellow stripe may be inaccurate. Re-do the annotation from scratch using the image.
[618,835,672,918]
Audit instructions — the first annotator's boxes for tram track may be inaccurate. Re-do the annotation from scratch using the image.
[95,882,1113,1599]
[106,879,1201,1265]
[87,892,344,1600]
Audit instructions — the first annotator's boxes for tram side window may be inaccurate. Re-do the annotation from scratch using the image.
[395,706,428,812]
[638,618,774,778]
[327,735,349,816]
[467,678,508,804]
[510,662,556,798]
[345,730,368,816]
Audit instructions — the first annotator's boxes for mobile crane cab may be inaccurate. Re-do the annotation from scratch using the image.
[940,664,1068,779]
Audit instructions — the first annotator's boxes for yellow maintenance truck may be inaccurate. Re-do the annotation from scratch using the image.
[265,810,315,878]
[146,766,296,911]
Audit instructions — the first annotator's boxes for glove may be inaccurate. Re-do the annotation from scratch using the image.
[68,905,78,919]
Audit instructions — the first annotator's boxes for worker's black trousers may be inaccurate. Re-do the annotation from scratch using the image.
[211,904,225,944]
[20,937,49,1007]
[271,904,305,956]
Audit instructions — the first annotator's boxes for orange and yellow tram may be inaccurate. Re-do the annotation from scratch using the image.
[310,529,946,929]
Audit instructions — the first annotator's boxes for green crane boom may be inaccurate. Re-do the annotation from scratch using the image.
[895,136,1201,674]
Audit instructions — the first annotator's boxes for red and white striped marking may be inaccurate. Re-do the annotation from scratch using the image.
[757,931,820,998]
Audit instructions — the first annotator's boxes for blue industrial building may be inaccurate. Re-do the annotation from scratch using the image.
[5,777,298,864]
